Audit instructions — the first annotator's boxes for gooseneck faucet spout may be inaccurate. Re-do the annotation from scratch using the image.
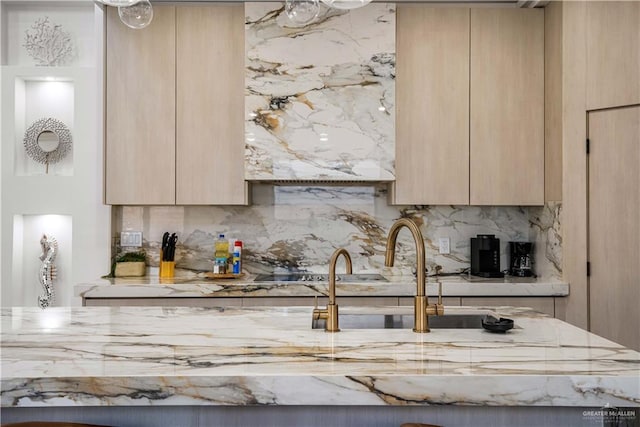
[385,218,426,297]
[328,248,352,306]
[313,248,352,332]
[385,218,443,332]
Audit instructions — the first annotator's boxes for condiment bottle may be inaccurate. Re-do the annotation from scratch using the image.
[232,240,242,274]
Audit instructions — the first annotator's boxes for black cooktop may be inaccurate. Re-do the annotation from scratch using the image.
[253,273,388,283]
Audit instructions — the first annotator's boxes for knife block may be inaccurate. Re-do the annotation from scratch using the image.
[160,261,175,278]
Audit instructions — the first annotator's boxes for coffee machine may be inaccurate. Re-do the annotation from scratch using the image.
[470,234,504,278]
[509,242,534,277]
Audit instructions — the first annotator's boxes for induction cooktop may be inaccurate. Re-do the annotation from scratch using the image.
[253,273,388,283]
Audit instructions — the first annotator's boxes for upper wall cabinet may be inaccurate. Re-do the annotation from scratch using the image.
[394,6,470,205]
[105,5,247,205]
[393,7,544,206]
[176,5,246,205]
[586,1,640,110]
[470,8,544,206]
[106,6,176,205]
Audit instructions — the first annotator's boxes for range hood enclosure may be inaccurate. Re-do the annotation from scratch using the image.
[245,2,396,182]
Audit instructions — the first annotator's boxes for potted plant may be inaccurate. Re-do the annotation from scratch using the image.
[112,251,147,277]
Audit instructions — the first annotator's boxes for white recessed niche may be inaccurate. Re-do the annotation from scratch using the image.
[14,77,75,176]
[12,214,73,308]
[1,3,95,67]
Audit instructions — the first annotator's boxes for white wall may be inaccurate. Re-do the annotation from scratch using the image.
[1,2,110,307]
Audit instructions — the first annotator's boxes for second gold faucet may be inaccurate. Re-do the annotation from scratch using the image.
[385,218,444,332]
[313,248,352,332]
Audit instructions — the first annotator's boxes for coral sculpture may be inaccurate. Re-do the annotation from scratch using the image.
[38,234,58,309]
[23,17,74,66]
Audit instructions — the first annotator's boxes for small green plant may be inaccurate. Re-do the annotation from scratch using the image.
[116,251,147,263]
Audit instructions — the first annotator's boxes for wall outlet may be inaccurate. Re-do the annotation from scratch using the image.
[438,237,450,254]
[121,231,143,247]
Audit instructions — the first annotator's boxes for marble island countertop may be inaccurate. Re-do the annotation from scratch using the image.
[75,273,569,299]
[1,305,637,408]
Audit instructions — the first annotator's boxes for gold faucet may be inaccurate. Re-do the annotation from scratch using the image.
[385,218,444,332]
[313,248,352,332]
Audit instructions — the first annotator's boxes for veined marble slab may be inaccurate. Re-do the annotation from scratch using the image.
[1,306,638,408]
[245,4,395,180]
[74,275,569,299]
[115,187,562,284]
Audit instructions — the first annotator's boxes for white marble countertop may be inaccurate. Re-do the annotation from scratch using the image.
[75,274,569,299]
[2,305,637,408]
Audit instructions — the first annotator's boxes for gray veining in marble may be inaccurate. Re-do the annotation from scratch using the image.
[529,202,562,281]
[245,3,395,181]
[115,185,562,281]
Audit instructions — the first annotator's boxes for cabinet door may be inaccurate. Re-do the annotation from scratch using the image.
[394,7,470,205]
[105,6,176,205]
[470,9,544,206]
[176,5,247,205]
[586,1,640,110]
[588,106,640,351]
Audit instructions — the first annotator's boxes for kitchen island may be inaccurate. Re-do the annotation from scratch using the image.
[1,305,637,426]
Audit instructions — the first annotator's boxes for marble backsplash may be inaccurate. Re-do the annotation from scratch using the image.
[115,185,562,280]
[245,3,396,180]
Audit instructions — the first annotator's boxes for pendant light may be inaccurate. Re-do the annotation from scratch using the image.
[320,0,372,10]
[118,0,154,29]
[95,0,138,7]
[285,0,320,26]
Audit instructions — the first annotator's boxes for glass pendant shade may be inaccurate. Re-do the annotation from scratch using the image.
[285,0,320,26]
[96,0,138,7]
[320,0,372,10]
[118,0,154,30]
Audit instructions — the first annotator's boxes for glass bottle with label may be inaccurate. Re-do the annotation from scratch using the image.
[213,234,229,274]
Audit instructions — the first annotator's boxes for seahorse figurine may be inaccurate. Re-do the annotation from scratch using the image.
[38,234,58,309]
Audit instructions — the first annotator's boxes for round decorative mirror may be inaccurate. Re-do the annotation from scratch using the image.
[23,118,72,174]
[37,131,60,152]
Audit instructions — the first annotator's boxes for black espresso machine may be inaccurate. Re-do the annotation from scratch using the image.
[470,234,504,278]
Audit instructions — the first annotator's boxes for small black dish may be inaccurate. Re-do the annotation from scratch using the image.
[482,315,514,333]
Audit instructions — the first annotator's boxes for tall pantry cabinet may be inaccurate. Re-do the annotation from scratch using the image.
[393,7,544,206]
[105,5,247,205]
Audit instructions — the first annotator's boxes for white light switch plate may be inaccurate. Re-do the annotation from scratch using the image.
[121,231,143,247]
[438,237,450,254]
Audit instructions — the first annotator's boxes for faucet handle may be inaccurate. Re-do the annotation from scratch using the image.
[433,282,445,316]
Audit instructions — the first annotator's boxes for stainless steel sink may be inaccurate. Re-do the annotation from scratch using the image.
[312,313,486,330]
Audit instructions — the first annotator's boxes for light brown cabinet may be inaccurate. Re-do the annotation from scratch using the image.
[394,7,470,205]
[85,295,561,319]
[105,5,248,205]
[176,6,247,205]
[586,1,640,110]
[393,7,544,206]
[588,106,640,351]
[105,6,176,205]
[85,296,405,308]
[470,8,544,206]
